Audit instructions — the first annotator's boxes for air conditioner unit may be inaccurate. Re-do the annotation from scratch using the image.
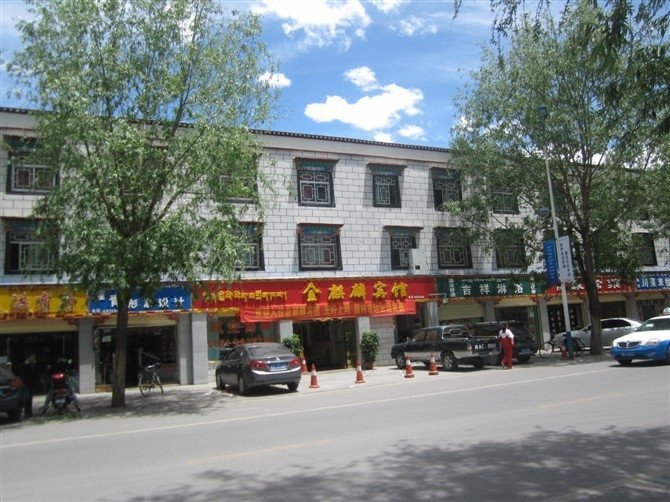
[409,249,427,275]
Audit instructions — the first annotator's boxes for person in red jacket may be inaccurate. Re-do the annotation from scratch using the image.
[498,322,515,369]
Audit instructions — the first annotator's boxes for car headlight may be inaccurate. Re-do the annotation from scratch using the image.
[642,338,659,346]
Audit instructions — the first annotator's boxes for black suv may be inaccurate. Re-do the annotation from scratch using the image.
[473,320,538,363]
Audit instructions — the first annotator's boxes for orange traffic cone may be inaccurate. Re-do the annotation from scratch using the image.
[428,353,439,375]
[301,355,308,374]
[355,363,365,384]
[404,356,415,378]
[309,364,320,388]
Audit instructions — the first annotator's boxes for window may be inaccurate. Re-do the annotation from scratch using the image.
[220,171,258,203]
[436,228,472,269]
[494,229,526,268]
[432,169,461,210]
[296,159,336,207]
[298,224,342,271]
[634,233,657,266]
[370,164,403,208]
[4,219,55,274]
[235,223,264,271]
[5,136,55,194]
[491,186,518,214]
[386,227,420,270]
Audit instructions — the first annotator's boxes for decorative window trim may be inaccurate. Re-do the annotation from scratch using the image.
[235,222,264,271]
[296,158,336,207]
[385,226,422,270]
[5,136,56,194]
[369,164,404,208]
[491,185,519,214]
[3,218,55,274]
[297,223,343,271]
[494,229,526,269]
[435,227,472,269]
[634,233,657,266]
[431,168,462,211]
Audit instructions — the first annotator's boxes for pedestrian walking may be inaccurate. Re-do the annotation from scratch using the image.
[498,322,515,369]
[20,352,40,418]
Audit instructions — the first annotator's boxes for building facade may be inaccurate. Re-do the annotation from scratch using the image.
[2,108,668,393]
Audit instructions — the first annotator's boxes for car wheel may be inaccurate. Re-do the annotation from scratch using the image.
[441,351,458,371]
[617,359,633,366]
[395,353,406,369]
[517,355,531,363]
[287,381,299,392]
[237,374,249,395]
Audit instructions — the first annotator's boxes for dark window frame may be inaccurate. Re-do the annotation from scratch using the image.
[4,218,55,275]
[296,159,336,207]
[634,233,657,266]
[436,228,473,269]
[5,136,56,194]
[234,223,265,271]
[297,224,343,271]
[494,230,527,269]
[432,169,461,211]
[370,164,404,208]
[491,185,519,214]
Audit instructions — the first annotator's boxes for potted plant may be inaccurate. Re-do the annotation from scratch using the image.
[282,334,303,358]
[360,330,380,369]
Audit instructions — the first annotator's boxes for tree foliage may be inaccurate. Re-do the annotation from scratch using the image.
[8,0,280,406]
[451,0,668,353]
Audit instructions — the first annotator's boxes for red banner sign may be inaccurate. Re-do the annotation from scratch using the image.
[546,275,634,296]
[192,277,434,321]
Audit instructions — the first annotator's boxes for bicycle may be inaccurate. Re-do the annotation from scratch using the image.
[539,336,586,358]
[138,362,163,396]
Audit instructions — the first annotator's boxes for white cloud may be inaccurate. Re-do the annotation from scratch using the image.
[252,0,371,51]
[396,15,438,36]
[398,124,425,140]
[370,0,408,14]
[344,66,379,91]
[304,70,423,134]
[259,71,292,88]
[373,132,394,143]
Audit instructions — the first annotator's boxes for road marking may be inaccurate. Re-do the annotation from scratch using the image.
[186,439,333,465]
[0,366,618,449]
[539,393,620,409]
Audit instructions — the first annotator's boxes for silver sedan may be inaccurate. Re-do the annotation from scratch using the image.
[557,317,642,348]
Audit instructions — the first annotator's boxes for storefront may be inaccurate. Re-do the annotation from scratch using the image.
[437,275,545,341]
[193,277,436,368]
[0,286,87,392]
[635,272,670,320]
[88,285,190,389]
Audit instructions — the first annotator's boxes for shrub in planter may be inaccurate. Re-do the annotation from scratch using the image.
[282,334,303,357]
[360,331,380,368]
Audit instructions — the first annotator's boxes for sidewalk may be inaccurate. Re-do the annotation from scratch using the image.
[29,351,613,421]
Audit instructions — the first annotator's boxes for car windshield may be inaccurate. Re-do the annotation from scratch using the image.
[636,318,670,332]
[248,344,289,357]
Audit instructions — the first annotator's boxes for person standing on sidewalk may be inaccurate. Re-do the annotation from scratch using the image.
[498,322,515,369]
[20,352,40,418]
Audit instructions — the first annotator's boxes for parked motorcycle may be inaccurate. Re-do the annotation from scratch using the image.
[40,359,81,415]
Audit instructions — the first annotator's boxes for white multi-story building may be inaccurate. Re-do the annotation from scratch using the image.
[2,107,668,393]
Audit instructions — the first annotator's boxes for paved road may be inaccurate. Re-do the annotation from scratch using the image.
[1,355,669,501]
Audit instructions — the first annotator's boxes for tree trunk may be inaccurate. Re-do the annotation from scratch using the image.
[111,291,130,407]
[581,236,603,355]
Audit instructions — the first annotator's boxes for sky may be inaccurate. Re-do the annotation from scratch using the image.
[0,0,497,149]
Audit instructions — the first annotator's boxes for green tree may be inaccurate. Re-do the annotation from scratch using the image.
[8,0,280,406]
[450,0,667,354]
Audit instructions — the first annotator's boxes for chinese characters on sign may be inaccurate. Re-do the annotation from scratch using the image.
[88,285,191,314]
[439,277,543,299]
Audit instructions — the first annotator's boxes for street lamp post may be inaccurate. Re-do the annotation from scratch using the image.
[538,105,573,358]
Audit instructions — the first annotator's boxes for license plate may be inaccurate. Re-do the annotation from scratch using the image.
[269,363,287,371]
[520,348,531,354]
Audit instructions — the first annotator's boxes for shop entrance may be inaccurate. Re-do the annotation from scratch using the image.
[294,319,355,369]
[96,326,178,389]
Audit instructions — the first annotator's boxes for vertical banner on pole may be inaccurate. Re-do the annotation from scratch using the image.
[556,236,575,283]
[544,239,559,286]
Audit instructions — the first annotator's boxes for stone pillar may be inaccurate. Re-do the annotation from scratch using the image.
[536,297,551,344]
[190,312,209,384]
[178,313,193,385]
[484,299,496,321]
[278,320,294,341]
[355,316,371,363]
[424,301,439,326]
[77,317,96,394]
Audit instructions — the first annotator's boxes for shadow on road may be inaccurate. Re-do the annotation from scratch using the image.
[126,426,670,502]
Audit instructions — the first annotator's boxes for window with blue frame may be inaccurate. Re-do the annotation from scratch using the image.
[298,224,342,271]
[370,164,404,208]
[296,159,336,207]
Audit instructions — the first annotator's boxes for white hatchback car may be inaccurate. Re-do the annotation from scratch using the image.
[556,317,641,348]
[610,314,670,366]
